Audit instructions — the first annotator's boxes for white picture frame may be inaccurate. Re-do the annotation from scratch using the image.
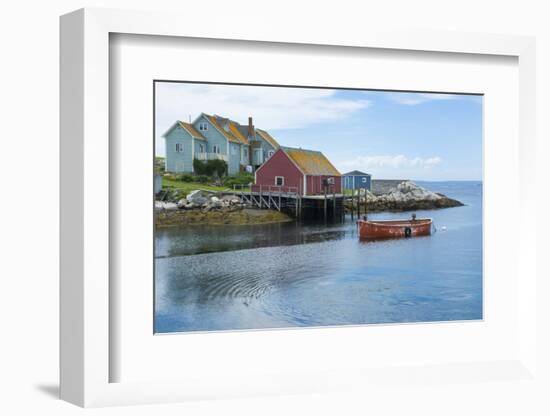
[60,8,538,407]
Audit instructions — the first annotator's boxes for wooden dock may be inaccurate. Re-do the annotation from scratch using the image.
[229,185,344,221]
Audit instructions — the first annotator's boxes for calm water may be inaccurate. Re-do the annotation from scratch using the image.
[155,181,482,333]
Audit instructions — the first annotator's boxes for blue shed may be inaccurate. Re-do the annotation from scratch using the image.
[343,170,372,190]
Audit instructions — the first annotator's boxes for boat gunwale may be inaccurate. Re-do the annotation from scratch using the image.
[358,218,432,228]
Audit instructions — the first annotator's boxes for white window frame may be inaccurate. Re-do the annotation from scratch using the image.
[275,176,284,186]
[198,122,208,131]
[175,143,183,153]
[212,144,219,153]
[267,150,275,158]
[327,177,335,185]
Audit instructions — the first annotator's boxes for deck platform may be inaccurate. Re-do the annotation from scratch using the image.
[227,185,345,221]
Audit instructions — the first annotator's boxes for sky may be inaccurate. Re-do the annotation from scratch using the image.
[155,82,483,181]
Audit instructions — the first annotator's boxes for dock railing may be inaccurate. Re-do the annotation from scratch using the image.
[232,184,300,211]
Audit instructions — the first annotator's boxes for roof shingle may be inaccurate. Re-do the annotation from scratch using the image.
[205,115,249,145]
[177,121,207,141]
[282,147,341,176]
[343,170,370,176]
[255,129,280,149]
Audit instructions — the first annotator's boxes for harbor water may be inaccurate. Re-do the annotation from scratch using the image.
[155,181,483,333]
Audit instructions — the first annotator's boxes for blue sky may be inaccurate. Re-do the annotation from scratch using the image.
[155,83,482,181]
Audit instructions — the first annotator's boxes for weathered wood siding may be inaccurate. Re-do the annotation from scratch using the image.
[251,132,277,165]
[164,125,194,172]
[254,149,304,193]
[240,144,250,166]
[306,175,342,195]
[194,139,206,157]
[192,115,228,156]
[343,174,371,190]
[228,142,242,175]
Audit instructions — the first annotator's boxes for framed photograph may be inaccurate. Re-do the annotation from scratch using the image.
[60,8,538,407]
[153,80,483,334]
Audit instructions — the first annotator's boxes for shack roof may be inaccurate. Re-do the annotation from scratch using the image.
[282,147,341,176]
[343,170,371,176]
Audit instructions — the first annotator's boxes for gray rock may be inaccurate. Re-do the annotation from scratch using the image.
[209,196,223,208]
[186,190,208,205]
[155,201,178,210]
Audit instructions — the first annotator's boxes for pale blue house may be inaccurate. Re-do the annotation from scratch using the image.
[162,113,280,175]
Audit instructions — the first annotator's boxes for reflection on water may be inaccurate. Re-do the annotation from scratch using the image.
[155,181,483,333]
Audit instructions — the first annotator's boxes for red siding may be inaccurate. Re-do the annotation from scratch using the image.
[306,175,342,195]
[253,149,304,194]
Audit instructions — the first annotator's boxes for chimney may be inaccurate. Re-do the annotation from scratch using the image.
[248,117,254,138]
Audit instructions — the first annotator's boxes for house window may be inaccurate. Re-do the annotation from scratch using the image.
[327,177,335,185]
[199,144,204,153]
[175,143,184,153]
[267,150,275,158]
[212,145,219,153]
[198,122,208,131]
[244,148,248,158]
[275,176,284,186]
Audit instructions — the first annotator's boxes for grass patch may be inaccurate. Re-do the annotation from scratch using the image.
[162,177,230,194]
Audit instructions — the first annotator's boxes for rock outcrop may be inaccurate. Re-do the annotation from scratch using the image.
[155,190,251,214]
[348,181,463,212]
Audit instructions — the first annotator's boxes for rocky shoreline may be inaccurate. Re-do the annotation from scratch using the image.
[155,181,463,227]
[156,207,292,228]
[346,181,464,212]
[155,190,293,227]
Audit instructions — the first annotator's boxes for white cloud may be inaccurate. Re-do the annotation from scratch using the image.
[155,83,371,155]
[385,92,458,105]
[156,83,370,131]
[342,154,442,170]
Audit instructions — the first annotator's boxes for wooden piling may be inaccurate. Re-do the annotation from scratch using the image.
[351,189,355,221]
[323,187,327,222]
[333,186,336,220]
[358,189,360,216]
[365,188,368,220]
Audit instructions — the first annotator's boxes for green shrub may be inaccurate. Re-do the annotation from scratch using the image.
[193,159,207,175]
[195,175,210,184]
[193,158,228,178]
[208,159,228,178]
[163,173,177,181]
[177,174,194,182]
[222,173,254,189]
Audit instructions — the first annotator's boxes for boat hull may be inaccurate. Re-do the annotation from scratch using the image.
[357,218,432,240]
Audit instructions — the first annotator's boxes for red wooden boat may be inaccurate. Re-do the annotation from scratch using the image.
[357,214,432,240]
